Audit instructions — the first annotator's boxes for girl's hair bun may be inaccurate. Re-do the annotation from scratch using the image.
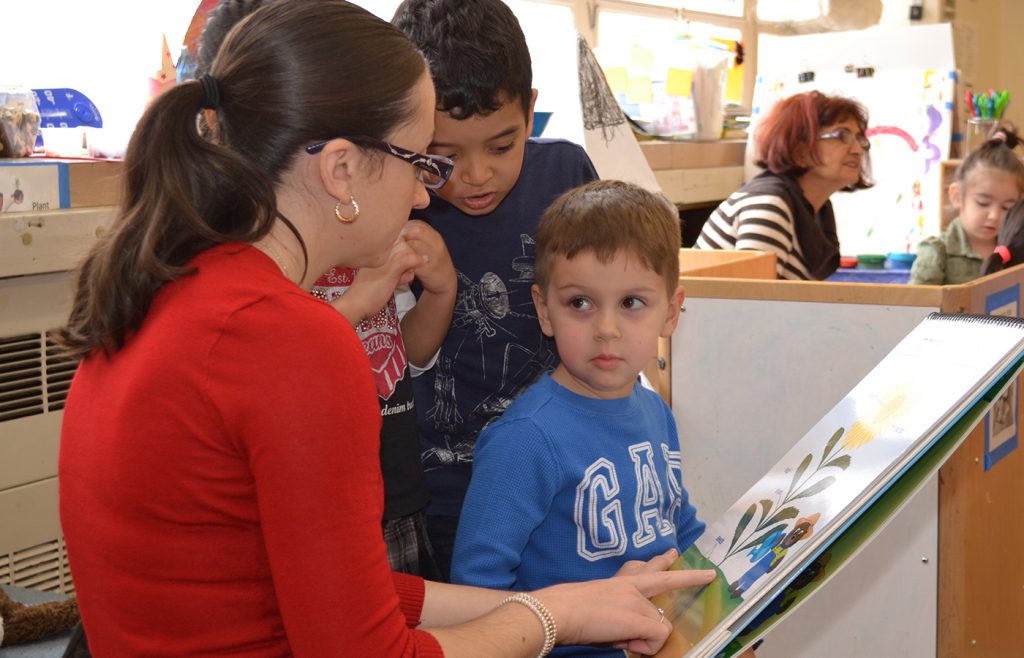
[987,122,1021,150]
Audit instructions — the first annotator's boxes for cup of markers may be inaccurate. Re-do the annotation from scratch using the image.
[964,88,1009,153]
[967,88,1009,120]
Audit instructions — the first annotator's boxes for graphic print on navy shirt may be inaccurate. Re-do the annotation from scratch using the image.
[411,139,600,518]
[421,231,557,470]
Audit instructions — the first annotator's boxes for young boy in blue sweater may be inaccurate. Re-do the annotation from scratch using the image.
[452,180,704,656]
[392,0,600,579]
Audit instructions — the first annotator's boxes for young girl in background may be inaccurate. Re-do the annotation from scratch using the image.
[910,127,1024,284]
[980,198,1024,276]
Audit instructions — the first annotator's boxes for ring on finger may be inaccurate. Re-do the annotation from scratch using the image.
[657,607,666,624]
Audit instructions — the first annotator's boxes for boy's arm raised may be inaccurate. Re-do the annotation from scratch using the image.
[398,220,456,368]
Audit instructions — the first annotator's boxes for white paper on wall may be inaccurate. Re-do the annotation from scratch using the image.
[576,36,661,193]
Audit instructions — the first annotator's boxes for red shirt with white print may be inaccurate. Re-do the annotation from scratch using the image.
[313,267,428,520]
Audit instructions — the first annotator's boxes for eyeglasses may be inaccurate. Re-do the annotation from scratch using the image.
[306,136,455,190]
[817,127,871,150]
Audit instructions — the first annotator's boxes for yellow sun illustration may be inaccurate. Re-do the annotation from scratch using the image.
[841,391,908,450]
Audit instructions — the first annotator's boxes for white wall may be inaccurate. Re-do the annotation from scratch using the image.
[2,1,201,155]
[1,0,580,156]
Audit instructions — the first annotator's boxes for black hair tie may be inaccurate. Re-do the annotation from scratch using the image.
[199,74,221,110]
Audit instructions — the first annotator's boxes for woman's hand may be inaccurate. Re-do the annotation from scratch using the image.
[615,547,679,577]
[535,568,716,656]
[421,565,715,658]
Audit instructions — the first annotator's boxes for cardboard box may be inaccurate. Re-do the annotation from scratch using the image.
[0,159,122,213]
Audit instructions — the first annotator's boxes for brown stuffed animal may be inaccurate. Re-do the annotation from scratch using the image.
[0,586,79,647]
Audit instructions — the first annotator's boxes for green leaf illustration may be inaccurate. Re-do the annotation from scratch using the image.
[822,455,852,471]
[789,476,837,502]
[820,427,845,465]
[765,505,799,527]
[787,453,813,499]
[758,499,773,524]
[729,503,757,553]
[736,523,789,555]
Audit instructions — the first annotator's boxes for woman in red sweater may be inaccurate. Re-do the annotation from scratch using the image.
[54,2,714,656]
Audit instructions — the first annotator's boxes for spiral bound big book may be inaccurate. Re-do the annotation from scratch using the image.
[646,312,1024,658]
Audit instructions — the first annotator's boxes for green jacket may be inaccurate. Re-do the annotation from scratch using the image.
[908,218,983,285]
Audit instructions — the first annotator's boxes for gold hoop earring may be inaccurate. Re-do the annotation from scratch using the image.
[335,196,360,223]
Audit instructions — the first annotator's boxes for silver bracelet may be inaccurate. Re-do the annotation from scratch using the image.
[499,592,557,658]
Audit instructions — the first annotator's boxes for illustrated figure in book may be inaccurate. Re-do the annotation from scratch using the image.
[746,551,833,630]
[728,513,819,599]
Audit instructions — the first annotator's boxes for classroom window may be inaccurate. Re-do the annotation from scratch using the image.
[599,0,743,18]
[356,0,402,20]
[593,9,744,138]
[756,0,826,22]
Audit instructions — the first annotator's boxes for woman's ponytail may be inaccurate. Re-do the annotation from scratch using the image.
[55,78,276,358]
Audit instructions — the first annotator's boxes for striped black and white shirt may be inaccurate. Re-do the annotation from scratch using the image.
[695,171,840,281]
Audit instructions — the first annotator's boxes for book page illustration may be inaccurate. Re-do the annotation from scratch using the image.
[716,367,1011,657]
[647,314,1024,658]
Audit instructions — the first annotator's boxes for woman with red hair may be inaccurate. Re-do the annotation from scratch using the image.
[696,91,872,280]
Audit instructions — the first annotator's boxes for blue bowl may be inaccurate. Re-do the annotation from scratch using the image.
[532,111,553,137]
[886,252,917,269]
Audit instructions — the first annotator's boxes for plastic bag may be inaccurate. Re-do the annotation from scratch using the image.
[0,87,41,157]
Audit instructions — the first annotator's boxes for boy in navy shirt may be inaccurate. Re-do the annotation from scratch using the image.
[393,0,599,578]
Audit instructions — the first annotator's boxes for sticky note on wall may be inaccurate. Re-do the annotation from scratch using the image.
[604,67,628,94]
[626,76,653,104]
[630,45,655,71]
[725,65,744,102]
[666,68,694,97]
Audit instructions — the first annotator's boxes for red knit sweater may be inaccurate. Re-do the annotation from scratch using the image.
[59,243,444,657]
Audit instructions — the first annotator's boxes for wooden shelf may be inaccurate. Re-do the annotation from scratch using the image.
[639,139,747,171]
[0,206,116,279]
[640,139,747,206]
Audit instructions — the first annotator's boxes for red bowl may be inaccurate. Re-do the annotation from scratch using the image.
[839,256,859,269]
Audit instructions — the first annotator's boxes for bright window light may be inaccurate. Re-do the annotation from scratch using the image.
[354,0,403,20]
[608,0,743,18]
[757,0,828,22]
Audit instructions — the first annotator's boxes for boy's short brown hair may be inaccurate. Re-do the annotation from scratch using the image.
[535,180,681,295]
